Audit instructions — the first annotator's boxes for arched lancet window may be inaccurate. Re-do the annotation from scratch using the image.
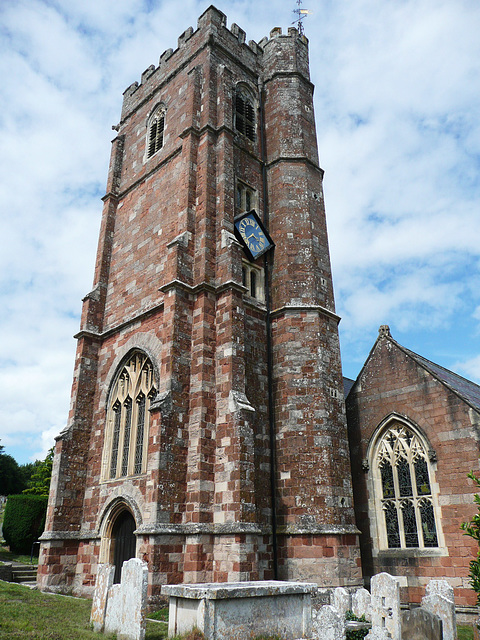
[235,87,255,141]
[373,420,440,550]
[104,351,157,480]
[146,105,166,158]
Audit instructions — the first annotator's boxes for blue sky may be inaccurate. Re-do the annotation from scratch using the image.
[1,0,480,465]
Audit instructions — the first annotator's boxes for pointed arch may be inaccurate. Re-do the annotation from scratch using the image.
[102,350,157,481]
[146,103,166,158]
[234,84,256,141]
[98,498,139,581]
[368,414,442,550]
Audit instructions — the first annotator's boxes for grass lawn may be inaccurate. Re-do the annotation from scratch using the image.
[0,577,477,640]
[458,625,475,640]
[0,580,168,640]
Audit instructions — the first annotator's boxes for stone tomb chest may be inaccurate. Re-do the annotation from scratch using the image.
[162,581,316,640]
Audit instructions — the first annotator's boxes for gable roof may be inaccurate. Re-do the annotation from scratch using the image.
[348,325,480,414]
[402,347,480,413]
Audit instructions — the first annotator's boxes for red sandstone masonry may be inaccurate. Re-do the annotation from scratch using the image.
[39,6,361,600]
[346,329,480,607]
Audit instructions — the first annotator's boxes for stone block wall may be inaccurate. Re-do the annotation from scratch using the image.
[38,6,361,600]
[346,327,480,607]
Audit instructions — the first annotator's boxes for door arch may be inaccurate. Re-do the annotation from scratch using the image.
[111,510,137,583]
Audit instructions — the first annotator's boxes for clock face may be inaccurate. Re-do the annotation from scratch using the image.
[234,212,273,260]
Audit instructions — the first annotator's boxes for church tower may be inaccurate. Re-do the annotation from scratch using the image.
[38,6,361,603]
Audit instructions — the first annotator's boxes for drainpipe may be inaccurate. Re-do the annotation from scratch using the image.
[259,81,278,580]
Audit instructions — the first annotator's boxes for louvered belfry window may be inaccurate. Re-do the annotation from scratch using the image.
[235,89,255,141]
[147,107,165,158]
[105,351,157,480]
[374,423,439,549]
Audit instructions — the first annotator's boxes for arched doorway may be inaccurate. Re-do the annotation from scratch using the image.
[111,510,137,583]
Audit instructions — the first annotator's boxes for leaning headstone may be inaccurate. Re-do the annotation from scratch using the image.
[421,594,457,640]
[333,587,351,620]
[353,587,372,621]
[104,558,148,640]
[371,573,401,640]
[90,563,115,632]
[401,608,442,640]
[312,604,345,640]
[425,579,454,603]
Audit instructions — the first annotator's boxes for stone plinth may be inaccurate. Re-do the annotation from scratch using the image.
[162,580,316,640]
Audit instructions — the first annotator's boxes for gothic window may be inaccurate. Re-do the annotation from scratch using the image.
[236,181,256,213]
[146,105,166,158]
[373,422,439,549]
[242,260,264,302]
[103,351,157,481]
[235,88,255,141]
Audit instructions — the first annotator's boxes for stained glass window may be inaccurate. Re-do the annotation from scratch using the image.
[104,351,157,480]
[401,500,419,548]
[134,395,146,475]
[420,499,438,547]
[380,461,395,498]
[374,421,440,549]
[414,458,431,495]
[397,458,413,497]
[384,501,400,548]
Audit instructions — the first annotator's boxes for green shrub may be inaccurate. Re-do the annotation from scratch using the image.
[461,471,480,607]
[3,494,48,554]
[345,611,369,640]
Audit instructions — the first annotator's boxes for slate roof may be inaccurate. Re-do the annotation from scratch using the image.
[345,324,480,413]
[343,377,355,399]
[401,346,480,413]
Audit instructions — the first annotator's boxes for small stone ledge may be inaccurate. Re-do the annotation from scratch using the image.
[136,522,270,536]
[277,523,361,535]
[270,304,340,324]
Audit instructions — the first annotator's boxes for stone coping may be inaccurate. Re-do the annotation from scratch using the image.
[162,580,317,600]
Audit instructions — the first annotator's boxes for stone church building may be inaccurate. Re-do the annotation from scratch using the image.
[37,6,480,612]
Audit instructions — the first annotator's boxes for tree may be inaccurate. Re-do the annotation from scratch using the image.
[0,445,25,496]
[461,471,480,606]
[23,447,54,497]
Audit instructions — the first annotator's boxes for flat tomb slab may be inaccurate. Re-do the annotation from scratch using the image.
[162,581,316,640]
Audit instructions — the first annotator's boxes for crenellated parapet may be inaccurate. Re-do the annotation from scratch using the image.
[120,5,307,123]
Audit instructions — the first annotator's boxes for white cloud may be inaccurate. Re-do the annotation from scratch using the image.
[1,0,480,462]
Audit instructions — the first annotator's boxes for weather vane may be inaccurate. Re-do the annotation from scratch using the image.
[293,0,312,35]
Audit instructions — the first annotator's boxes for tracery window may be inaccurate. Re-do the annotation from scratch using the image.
[374,422,439,549]
[104,351,157,481]
[236,181,256,213]
[146,105,166,158]
[235,88,255,141]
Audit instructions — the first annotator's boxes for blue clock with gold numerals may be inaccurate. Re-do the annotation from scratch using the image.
[234,210,274,260]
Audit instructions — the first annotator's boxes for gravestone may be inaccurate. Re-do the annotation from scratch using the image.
[352,587,372,621]
[90,564,115,632]
[365,628,392,640]
[401,608,442,640]
[371,573,401,640]
[104,558,148,640]
[422,580,457,640]
[90,558,148,640]
[312,604,345,640]
[333,587,351,620]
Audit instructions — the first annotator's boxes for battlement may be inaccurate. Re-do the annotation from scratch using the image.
[121,5,308,119]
